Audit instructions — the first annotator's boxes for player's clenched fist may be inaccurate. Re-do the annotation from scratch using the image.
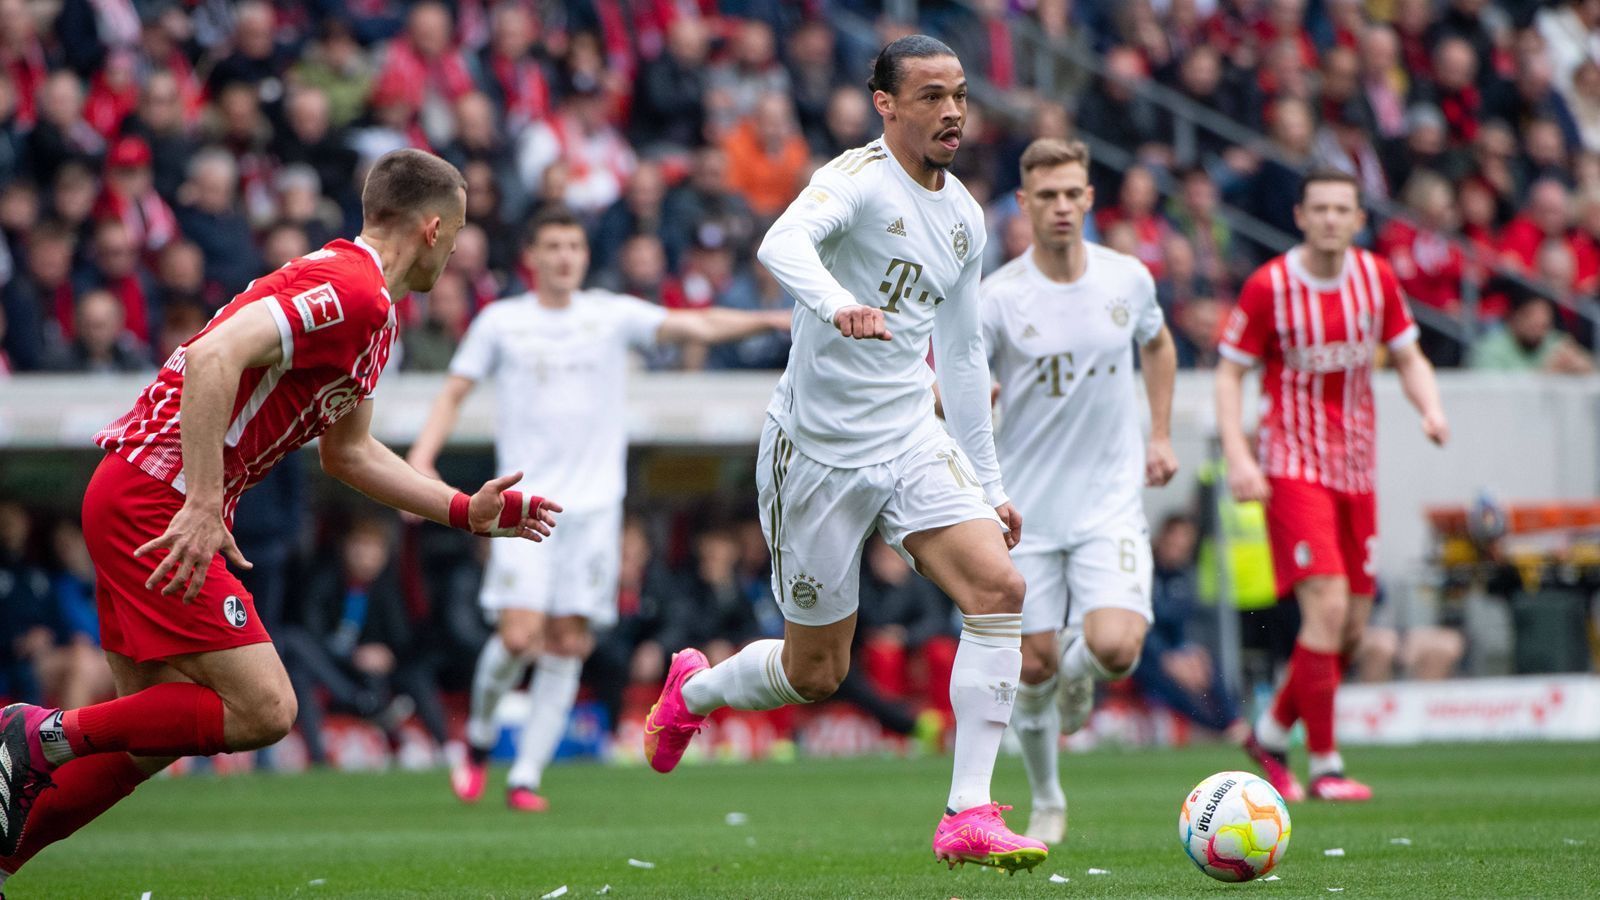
[468,470,564,539]
[833,305,893,341]
[1226,457,1271,503]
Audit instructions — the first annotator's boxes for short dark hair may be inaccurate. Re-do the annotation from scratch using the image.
[868,34,957,95]
[1298,168,1362,204]
[360,149,466,227]
[524,205,584,245]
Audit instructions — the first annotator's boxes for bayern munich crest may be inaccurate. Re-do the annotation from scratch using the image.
[1108,297,1131,327]
[950,222,970,261]
[788,574,822,609]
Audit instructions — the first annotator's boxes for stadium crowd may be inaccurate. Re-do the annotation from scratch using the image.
[2,0,1599,756]
[0,0,1597,378]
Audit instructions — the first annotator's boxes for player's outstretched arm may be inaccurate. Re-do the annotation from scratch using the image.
[320,399,563,538]
[1213,357,1269,503]
[1140,326,1180,486]
[655,308,792,345]
[1390,341,1449,446]
[136,301,287,600]
[406,374,477,480]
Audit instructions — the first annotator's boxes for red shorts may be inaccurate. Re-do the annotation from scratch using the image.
[83,453,272,663]
[1264,477,1377,598]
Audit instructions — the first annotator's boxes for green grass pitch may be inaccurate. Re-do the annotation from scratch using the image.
[9,741,1597,898]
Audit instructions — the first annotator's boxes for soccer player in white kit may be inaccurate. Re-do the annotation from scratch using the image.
[641,36,1048,874]
[981,140,1179,845]
[408,206,788,811]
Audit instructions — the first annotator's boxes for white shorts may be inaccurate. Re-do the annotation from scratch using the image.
[478,505,623,627]
[758,417,1003,627]
[1015,516,1154,636]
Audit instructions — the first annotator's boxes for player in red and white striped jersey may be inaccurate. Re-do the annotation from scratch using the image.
[0,150,562,880]
[1215,170,1448,804]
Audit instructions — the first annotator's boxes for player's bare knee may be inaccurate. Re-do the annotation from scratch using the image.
[1091,639,1142,677]
[1021,647,1057,685]
[968,567,1026,615]
[783,649,848,702]
[500,627,542,660]
[235,688,297,749]
[788,666,844,702]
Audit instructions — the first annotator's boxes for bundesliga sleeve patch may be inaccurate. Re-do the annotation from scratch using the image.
[291,283,345,332]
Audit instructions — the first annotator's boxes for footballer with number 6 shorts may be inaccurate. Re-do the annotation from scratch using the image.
[1215,169,1448,804]
[981,139,1180,846]
[0,149,562,885]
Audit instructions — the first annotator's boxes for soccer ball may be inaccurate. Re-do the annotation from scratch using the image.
[1178,770,1292,882]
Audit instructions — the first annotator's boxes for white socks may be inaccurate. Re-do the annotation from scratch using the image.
[946,613,1023,813]
[1255,707,1292,753]
[507,655,584,790]
[1058,633,1111,680]
[1309,751,1345,779]
[466,635,530,750]
[1012,676,1065,810]
[682,639,807,716]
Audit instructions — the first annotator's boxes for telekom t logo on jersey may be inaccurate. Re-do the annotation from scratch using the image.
[876,258,945,313]
[292,283,345,332]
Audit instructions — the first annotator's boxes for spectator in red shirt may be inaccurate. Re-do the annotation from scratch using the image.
[83,48,139,139]
[94,135,177,258]
[469,2,551,135]
[372,1,476,148]
[76,218,152,345]
[1378,172,1468,315]
[1499,178,1600,293]
[1392,0,1435,78]
[1426,38,1483,145]
[1254,0,1318,71]
[1096,166,1174,280]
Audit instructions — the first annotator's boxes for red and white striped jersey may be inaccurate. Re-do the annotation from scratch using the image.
[1219,247,1418,494]
[95,238,397,518]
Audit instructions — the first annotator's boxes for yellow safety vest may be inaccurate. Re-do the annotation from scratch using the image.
[1197,461,1278,610]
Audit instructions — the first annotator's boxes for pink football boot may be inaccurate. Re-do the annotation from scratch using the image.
[1309,773,1373,802]
[932,803,1048,874]
[0,704,59,857]
[1244,732,1306,803]
[450,756,487,804]
[642,650,710,774]
[506,786,549,812]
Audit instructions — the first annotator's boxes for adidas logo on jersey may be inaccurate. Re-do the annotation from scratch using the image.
[886,218,907,237]
[1022,324,1040,339]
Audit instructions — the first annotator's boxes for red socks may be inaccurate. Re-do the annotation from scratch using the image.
[1271,642,1342,753]
[1,753,151,871]
[63,682,228,759]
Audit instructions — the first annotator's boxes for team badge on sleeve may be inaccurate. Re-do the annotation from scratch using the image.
[292,283,345,332]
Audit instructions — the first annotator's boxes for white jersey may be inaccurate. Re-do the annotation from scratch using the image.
[448,290,668,513]
[982,244,1163,546]
[756,139,1006,505]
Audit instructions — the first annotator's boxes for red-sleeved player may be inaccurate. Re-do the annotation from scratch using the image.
[0,149,562,882]
[1215,169,1448,803]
